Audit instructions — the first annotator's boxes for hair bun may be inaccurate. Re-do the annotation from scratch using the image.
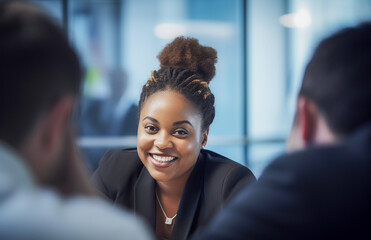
[158,36,217,83]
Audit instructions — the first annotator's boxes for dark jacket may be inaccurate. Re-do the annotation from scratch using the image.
[192,125,371,240]
[92,148,255,240]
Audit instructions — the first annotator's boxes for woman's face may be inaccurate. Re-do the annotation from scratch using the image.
[137,90,208,183]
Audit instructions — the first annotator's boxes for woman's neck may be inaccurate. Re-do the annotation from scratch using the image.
[156,173,189,200]
[156,163,196,204]
[154,162,196,239]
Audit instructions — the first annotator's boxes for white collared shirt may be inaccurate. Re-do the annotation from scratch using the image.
[0,142,152,240]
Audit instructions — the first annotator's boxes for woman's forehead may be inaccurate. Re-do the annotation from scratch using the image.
[140,90,202,126]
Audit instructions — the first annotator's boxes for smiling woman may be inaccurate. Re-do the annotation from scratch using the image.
[91,37,256,240]
[138,90,204,184]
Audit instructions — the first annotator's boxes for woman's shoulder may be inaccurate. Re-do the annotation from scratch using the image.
[98,148,142,168]
[200,149,256,200]
[91,148,145,205]
[201,149,253,174]
[94,148,144,181]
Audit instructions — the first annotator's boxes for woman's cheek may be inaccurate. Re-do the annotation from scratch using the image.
[181,139,199,153]
[137,130,152,145]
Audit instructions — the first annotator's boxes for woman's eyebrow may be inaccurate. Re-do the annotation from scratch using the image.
[173,120,193,127]
[142,116,158,123]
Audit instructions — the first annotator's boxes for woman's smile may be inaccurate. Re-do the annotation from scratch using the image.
[149,153,178,168]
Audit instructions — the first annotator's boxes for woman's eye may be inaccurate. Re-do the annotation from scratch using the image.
[173,129,188,136]
[144,125,158,133]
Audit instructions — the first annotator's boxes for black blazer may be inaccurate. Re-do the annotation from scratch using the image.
[193,125,371,240]
[92,148,256,240]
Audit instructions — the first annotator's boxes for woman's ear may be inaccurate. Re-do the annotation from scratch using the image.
[201,128,209,148]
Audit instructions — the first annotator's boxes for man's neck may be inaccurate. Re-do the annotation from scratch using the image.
[312,114,338,145]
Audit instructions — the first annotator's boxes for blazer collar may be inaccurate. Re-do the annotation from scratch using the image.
[171,152,205,240]
[133,152,205,240]
[133,166,156,229]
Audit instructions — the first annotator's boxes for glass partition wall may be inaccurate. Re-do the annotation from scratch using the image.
[32,0,371,176]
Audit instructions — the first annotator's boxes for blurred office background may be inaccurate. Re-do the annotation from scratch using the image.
[33,0,371,176]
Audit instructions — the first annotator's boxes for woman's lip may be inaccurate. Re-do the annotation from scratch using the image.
[149,152,177,157]
[149,153,177,168]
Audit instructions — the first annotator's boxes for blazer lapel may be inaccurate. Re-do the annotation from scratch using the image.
[171,154,204,240]
[134,167,156,229]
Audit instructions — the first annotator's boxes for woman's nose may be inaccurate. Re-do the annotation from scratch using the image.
[154,132,173,149]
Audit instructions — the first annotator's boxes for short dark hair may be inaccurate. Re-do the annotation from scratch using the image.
[299,22,371,136]
[0,1,82,148]
[139,37,217,132]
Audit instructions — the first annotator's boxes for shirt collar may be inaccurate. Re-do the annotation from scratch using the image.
[0,141,36,190]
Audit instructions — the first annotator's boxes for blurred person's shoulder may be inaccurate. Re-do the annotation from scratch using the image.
[268,124,371,180]
[254,125,371,238]
[0,186,152,240]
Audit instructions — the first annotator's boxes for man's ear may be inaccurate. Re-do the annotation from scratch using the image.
[39,96,74,157]
[201,128,209,148]
[296,96,317,146]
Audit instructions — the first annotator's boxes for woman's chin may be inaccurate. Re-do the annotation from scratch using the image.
[148,170,174,183]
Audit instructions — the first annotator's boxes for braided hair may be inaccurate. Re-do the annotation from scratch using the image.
[138,36,217,132]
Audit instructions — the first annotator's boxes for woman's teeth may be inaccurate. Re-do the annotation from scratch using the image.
[151,154,176,162]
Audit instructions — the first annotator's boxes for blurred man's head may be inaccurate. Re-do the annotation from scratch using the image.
[0,1,81,186]
[288,22,371,151]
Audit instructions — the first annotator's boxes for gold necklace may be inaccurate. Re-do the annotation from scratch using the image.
[155,191,177,225]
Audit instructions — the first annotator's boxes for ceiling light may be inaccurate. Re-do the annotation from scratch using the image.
[279,10,312,28]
